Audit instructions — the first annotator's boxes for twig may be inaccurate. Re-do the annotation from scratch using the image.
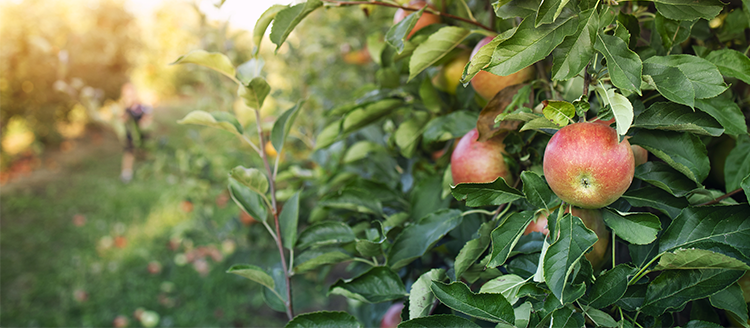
[254,109,294,320]
[697,188,743,206]
[320,0,495,32]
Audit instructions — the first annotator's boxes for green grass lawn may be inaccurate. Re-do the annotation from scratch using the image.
[0,105,292,327]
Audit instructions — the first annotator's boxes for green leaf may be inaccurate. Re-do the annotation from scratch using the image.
[422,111,478,144]
[296,221,356,250]
[743,175,750,203]
[643,55,728,107]
[263,265,288,312]
[385,6,425,53]
[294,247,352,273]
[409,268,447,319]
[594,32,642,94]
[596,86,633,135]
[387,209,463,270]
[419,77,441,113]
[542,100,575,127]
[552,8,598,81]
[430,281,515,324]
[228,177,268,222]
[478,274,525,305]
[226,264,275,289]
[486,13,578,77]
[512,302,532,328]
[550,306,585,328]
[286,311,362,328]
[229,166,269,196]
[705,48,750,85]
[238,77,271,110]
[601,209,661,245]
[659,205,750,261]
[695,91,749,137]
[271,101,303,154]
[535,0,570,27]
[709,283,749,324]
[521,171,558,210]
[398,314,481,328]
[653,14,695,51]
[315,120,342,150]
[279,191,300,250]
[343,141,385,163]
[252,5,286,56]
[519,117,561,133]
[587,264,637,308]
[655,248,750,270]
[461,30,514,83]
[640,269,744,317]
[493,0,540,20]
[615,284,646,312]
[582,306,618,328]
[177,110,243,135]
[632,102,723,137]
[451,177,525,207]
[171,50,236,81]
[319,188,384,216]
[343,99,402,133]
[487,211,535,267]
[408,26,472,81]
[725,135,750,193]
[634,161,698,197]
[395,111,430,158]
[653,0,724,21]
[454,221,493,279]
[629,129,709,183]
[269,0,323,52]
[622,187,689,219]
[543,213,599,303]
[236,58,264,84]
[329,266,407,303]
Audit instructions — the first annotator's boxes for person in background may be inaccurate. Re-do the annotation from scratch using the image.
[119,83,153,183]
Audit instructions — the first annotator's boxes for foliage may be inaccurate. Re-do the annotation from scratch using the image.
[175,0,750,327]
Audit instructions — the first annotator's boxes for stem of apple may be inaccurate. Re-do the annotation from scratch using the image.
[254,108,294,320]
[320,0,495,32]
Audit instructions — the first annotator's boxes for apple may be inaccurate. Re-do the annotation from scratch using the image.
[393,0,441,39]
[113,315,129,328]
[147,261,162,275]
[139,310,160,328]
[593,118,648,166]
[264,140,277,157]
[180,200,193,213]
[470,36,535,101]
[543,122,634,209]
[451,128,513,185]
[380,302,405,328]
[240,211,257,226]
[432,51,471,94]
[523,208,610,270]
[72,214,86,227]
[343,48,372,65]
[114,236,128,249]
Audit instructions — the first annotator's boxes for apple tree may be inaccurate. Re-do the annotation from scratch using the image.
[174,0,750,327]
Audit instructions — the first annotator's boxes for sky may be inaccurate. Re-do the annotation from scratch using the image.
[128,0,293,32]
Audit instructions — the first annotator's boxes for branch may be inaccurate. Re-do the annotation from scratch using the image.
[321,0,495,32]
[697,188,744,206]
[254,109,294,320]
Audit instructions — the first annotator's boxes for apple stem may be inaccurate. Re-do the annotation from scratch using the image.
[320,0,496,32]
[254,108,294,320]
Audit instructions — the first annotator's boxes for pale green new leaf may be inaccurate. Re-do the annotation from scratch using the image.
[229,166,269,195]
[409,26,472,81]
[479,274,525,305]
[252,5,286,56]
[226,264,275,289]
[171,50,236,81]
[596,86,633,135]
[409,269,447,319]
[542,100,575,127]
[238,77,271,110]
[461,29,515,84]
[177,110,243,135]
[655,248,750,270]
[385,6,425,53]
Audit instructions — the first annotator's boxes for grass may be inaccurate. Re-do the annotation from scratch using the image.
[0,104,290,327]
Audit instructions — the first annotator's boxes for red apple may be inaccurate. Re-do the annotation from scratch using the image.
[470,36,536,101]
[524,208,610,270]
[451,128,513,185]
[113,315,129,328]
[592,118,648,166]
[543,122,634,209]
[380,302,405,328]
[393,0,441,39]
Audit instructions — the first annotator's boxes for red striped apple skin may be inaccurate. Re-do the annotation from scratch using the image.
[543,122,634,209]
[451,128,513,185]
